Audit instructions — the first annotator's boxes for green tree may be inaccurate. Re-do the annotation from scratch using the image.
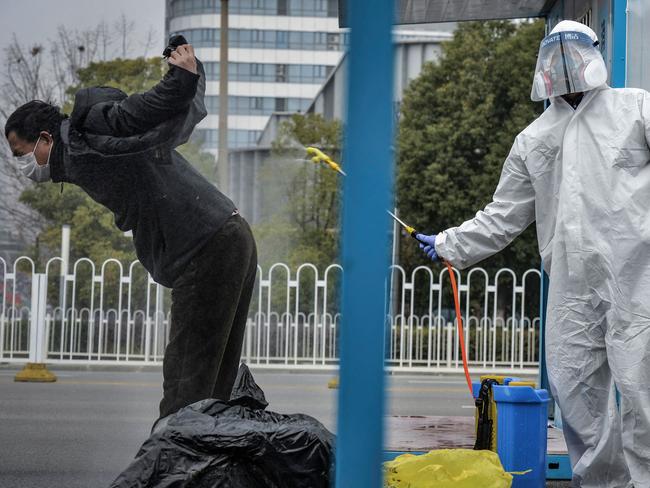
[64,57,166,110]
[254,113,342,269]
[19,184,135,267]
[396,20,545,279]
[20,57,216,267]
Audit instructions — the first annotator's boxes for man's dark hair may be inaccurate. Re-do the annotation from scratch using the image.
[4,100,66,142]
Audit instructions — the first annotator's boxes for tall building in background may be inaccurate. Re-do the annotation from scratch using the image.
[165,0,345,151]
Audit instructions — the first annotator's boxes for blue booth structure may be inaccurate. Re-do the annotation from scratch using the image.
[335,0,637,486]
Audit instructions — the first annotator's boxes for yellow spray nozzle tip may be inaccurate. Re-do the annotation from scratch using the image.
[307,146,327,159]
[306,147,345,175]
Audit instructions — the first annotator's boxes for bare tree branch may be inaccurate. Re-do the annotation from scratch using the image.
[141,26,159,59]
[114,13,136,59]
[97,20,112,61]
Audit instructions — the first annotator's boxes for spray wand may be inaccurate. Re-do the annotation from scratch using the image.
[305,147,347,176]
[387,210,473,397]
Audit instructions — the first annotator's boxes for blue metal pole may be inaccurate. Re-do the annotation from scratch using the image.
[611,0,627,88]
[335,0,394,486]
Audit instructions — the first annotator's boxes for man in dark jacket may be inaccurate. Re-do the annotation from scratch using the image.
[4,42,258,420]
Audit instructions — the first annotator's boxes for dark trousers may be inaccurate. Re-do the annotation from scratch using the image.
[159,214,257,419]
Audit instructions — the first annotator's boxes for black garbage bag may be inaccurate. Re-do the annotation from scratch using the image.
[110,364,334,488]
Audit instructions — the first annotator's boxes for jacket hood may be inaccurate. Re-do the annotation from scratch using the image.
[70,86,128,129]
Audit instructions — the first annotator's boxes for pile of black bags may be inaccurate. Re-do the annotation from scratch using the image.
[110,364,334,487]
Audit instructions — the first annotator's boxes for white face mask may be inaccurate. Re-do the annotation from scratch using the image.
[16,136,52,182]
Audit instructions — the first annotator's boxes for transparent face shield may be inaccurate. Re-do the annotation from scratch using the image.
[531,31,608,101]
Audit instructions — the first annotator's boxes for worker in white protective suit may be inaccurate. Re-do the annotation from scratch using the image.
[417,20,650,488]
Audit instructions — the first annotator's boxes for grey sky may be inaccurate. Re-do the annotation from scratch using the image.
[0,0,166,58]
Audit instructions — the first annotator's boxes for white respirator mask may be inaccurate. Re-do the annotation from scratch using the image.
[16,136,52,182]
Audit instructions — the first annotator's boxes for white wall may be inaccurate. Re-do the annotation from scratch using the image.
[627,0,650,91]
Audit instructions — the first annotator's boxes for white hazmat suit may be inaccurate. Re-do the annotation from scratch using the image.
[434,20,650,488]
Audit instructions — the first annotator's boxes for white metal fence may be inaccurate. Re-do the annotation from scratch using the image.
[0,256,541,373]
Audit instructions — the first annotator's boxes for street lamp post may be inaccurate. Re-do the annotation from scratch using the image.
[217,0,229,194]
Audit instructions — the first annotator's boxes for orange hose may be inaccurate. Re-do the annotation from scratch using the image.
[445,260,474,397]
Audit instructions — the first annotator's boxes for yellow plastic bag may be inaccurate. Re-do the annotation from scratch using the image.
[384,449,512,488]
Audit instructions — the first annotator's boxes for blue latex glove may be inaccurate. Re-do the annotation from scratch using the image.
[416,233,438,262]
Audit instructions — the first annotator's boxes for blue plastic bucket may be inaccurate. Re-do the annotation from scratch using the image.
[492,382,550,488]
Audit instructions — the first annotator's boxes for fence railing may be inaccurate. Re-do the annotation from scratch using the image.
[0,256,541,373]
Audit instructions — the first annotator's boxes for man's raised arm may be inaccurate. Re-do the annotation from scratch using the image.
[104,44,201,136]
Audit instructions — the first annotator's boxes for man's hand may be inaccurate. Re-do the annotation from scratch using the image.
[167,44,197,75]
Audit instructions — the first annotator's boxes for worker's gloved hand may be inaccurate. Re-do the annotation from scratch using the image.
[416,233,438,262]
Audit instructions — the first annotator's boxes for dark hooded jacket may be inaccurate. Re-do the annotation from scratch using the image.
[50,61,236,287]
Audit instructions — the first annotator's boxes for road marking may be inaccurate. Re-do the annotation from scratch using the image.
[2,376,469,394]
[57,380,161,387]
[407,379,468,385]
[387,387,469,393]
[461,405,475,409]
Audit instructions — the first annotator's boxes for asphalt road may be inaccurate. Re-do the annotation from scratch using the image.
[0,366,568,487]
